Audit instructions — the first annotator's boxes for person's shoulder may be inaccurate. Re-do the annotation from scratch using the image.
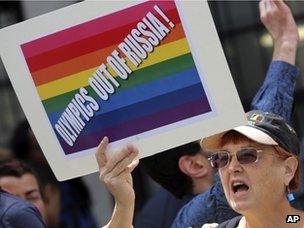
[217,216,242,228]
[0,191,45,227]
[0,191,33,212]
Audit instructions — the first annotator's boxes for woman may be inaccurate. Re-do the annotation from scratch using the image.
[201,110,304,227]
[96,110,304,228]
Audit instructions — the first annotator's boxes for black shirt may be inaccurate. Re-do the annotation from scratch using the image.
[218,216,242,228]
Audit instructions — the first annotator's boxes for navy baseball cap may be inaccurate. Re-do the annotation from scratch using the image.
[201,110,300,155]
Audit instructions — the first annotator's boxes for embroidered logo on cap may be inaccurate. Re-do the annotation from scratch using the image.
[248,113,264,126]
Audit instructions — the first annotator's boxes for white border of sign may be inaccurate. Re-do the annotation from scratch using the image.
[0,1,246,181]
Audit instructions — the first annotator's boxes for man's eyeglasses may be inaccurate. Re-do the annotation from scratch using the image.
[208,148,263,168]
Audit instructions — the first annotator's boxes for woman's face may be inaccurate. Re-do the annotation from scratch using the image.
[219,140,287,214]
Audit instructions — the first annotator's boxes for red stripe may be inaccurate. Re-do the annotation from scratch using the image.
[21,1,177,58]
[24,9,180,73]
[32,23,185,86]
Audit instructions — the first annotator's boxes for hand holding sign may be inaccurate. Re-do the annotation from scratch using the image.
[96,137,139,228]
[96,137,139,206]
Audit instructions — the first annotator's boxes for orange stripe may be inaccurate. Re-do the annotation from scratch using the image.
[32,23,185,86]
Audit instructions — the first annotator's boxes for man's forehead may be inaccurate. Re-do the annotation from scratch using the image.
[0,173,38,188]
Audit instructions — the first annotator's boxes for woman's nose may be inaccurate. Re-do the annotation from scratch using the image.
[227,154,243,173]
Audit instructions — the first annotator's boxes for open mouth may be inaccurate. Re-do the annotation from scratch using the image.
[232,181,249,194]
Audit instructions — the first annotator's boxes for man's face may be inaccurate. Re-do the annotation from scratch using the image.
[0,173,46,220]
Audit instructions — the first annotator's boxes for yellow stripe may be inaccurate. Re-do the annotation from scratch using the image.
[37,38,190,100]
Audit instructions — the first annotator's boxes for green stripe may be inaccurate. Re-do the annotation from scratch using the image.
[43,52,195,113]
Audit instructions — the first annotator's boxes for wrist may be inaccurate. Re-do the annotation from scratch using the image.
[115,201,135,211]
[273,41,298,65]
[274,40,298,52]
[115,193,135,209]
[107,202,134,228]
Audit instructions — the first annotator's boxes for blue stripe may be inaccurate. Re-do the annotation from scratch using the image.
[49,67,201,124]
[76,83,206,135]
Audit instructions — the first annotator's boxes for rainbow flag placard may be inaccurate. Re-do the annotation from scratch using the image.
[20,1,212,155]
[0,0,246,180]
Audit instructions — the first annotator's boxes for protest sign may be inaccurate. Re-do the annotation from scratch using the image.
[0,1,246,180]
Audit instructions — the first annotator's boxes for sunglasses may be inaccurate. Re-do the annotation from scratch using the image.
[208,148,263,168]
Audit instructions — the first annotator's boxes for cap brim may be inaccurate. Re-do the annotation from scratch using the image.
[201,126,278,151]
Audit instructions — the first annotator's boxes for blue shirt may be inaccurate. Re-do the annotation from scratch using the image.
[59,181,97,228]
[251,61,298,122]
[134,188,193,228]
[171,61,300,228]
[0,191,46,228]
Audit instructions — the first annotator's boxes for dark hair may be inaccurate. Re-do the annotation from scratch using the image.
[10,120,31,160]
[30,163,59,188]
[10,120,46,165]
[141,141,201,198]
[0,159,37,179]
[0,159,42,195]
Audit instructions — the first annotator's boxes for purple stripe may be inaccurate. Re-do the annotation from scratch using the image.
[61,96,211,155]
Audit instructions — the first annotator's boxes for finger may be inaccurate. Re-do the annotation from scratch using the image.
[126,145,139,172]
[128,159,139,173]
[126,144,139,156]
[259,0,266,21]
[269,0,280,18]
[114,159,139,185]
[268,0,276,10]
[95,136,109,168]
[108,148,138,177]
[265,0,271,13]
[105,144,138,175]
[274,0,290,12]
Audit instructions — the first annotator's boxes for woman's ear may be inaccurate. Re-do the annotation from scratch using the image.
[283,156,298,186]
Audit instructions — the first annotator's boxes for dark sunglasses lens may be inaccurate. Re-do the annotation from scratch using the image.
[237,149,258,164]
[211,152,229,168]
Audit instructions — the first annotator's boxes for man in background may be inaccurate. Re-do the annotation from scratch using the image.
[135,141,225,227]
[0,159,46,227]
[10,120,97,228]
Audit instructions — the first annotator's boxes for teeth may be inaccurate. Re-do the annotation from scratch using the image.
[233,181,244,187]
